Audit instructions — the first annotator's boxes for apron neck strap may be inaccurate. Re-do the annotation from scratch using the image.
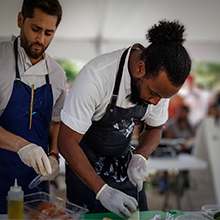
[45,60,51,91]
[14,37,21,88]
[110,47,130,111]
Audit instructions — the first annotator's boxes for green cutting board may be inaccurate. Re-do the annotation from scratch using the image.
[84,210,184,219]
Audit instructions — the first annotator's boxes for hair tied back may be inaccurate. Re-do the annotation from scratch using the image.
[146,19,186,45]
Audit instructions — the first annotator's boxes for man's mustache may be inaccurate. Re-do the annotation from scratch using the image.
[31,42,44,49]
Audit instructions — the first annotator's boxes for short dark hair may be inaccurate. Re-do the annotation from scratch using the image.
[21,0,62,27]
[141,20,191,87]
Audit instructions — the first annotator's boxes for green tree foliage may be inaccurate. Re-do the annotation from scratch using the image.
[191,61,220,89]
[56,59,82,82]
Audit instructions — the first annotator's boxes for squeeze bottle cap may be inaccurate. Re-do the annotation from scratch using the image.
[10,179,22,192]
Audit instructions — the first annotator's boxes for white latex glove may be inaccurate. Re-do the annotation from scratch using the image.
[127,154,148,192]
[18,144,52,176]
[39,156,60,181]
[96,184,138,218]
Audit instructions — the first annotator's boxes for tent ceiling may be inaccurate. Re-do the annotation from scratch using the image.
[0,0,220,63]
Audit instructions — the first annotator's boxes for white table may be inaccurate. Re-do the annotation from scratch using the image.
[147,153,207,210]
[148,153,207,171]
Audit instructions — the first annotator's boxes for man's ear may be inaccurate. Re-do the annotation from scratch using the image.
[17,12,24,28]
[135,61,146,78]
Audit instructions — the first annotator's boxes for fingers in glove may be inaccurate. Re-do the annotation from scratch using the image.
[30,159,41,174]
[113,206,130,219]
[35,156,47,176]
[129,176,145,192]
[39,170,59,181]
[118,207,132,219]
[127,154,148,191]
[125,196,138,210]
[118,199,137,219]
[117,209,130,219]
[36,155,51,176]
[116,195,138,218]
[39,166,60,181]
[39,156,60,181]
[41,154,52,174]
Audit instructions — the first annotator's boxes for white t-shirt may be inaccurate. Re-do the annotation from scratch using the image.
[0,36,66,122]
[61,46,169,134]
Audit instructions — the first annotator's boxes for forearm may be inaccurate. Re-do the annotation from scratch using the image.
[61,141,105,194]
[0,127,52,176]
[58,123,105,194]
[48,121,61,154]
[135,124,164,159]
[0,126,29,152]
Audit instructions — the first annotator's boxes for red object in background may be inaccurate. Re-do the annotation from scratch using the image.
[168,75,195,118]
[185,75,195,84]
[168,94,184,118]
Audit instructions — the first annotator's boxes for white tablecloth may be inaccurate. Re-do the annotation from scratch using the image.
[148,153,207,171]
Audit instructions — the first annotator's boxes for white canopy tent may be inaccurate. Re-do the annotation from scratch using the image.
[0,0,220,63]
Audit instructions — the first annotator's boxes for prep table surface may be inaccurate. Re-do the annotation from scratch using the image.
[84,210,184,219]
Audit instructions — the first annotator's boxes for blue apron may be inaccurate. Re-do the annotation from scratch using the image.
[66,48,149,213]
[0,37,53,213]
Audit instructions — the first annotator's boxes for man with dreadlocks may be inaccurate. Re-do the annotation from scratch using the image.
[58,20,191,218]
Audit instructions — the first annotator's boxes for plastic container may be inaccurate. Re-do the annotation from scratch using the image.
[24,192,88,219]
[28,174,42,189]
[201,204,220,219]
[7,179,24,219]
[176,214,206,219]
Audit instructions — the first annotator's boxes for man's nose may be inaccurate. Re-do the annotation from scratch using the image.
[148,97,161,105]
[37,32,45,44]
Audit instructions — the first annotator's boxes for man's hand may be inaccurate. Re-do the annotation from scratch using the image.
[96,184,138,218]
[127,154,148,192]
[18,143,52,175]
[39,156,60,181]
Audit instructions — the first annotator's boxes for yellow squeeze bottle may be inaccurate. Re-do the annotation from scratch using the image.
[7,179,24,220]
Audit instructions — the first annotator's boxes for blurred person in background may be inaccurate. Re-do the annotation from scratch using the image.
[184,82,211,127]
[164,105,195,154]
[209,90,220,121]
[0,0,66,213]
[164,105,195,194]
[205,104,219,125]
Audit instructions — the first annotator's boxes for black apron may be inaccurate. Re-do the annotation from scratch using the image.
[66,48,148,213]
[0,37,53,213]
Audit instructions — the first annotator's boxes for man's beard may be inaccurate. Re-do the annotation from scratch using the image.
[129,76,149,106]
[21,34,46,59]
